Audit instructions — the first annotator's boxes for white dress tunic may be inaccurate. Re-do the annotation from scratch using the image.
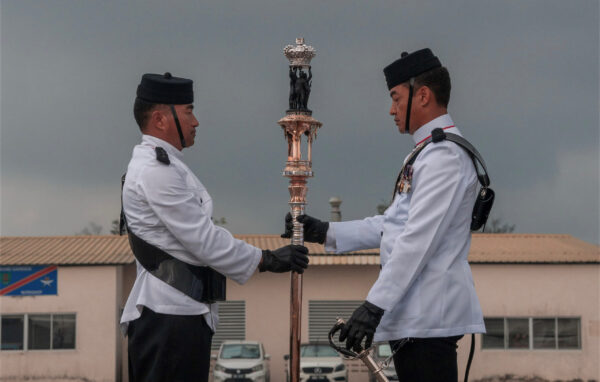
[120,135,262,333]
[326,114,485,341]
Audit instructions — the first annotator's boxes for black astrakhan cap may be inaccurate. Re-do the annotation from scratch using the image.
[136,72,193,104]
[383,49,442,90]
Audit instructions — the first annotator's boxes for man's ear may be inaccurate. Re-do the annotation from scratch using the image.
[151,108,168,131]
[417,86,432,107]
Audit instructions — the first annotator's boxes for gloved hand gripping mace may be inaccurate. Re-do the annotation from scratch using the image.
[279,38,321,382]
[329,318,405,382]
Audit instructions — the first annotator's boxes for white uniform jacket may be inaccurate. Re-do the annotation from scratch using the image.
[325,114,485,341]
[120,135,262,333]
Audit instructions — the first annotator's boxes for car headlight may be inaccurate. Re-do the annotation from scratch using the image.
[214,364,225,372]
[251,364,264,372]
[334,363,345,372]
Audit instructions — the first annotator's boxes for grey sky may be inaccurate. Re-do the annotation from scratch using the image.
[1,0,598,244]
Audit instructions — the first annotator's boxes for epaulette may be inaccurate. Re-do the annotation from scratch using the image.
[155,147,170,165]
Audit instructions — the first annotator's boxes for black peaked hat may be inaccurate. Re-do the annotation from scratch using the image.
[383,49,442,90]
[136,72,194,104]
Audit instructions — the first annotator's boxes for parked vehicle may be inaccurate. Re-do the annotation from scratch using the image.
[212,340,270,382]
[285,342,347,382]
[368,343,398,382]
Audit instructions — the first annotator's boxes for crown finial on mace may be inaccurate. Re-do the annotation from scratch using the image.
[284,37,316,67]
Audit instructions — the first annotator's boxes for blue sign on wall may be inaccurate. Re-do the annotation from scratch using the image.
[0,266,58,296]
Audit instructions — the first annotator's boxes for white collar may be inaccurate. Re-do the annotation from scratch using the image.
[412,114,458,145]
[141,134,184,161]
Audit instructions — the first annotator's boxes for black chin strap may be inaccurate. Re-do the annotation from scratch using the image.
[169,104,186,148]
[404,77,415,134]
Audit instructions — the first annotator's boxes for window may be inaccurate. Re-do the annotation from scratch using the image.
[481,318,504,349]
[533,318,555,349]
[507,318,529,349]
[0,313,76,351]
[220,343,260,359]
[1,315,24,350]
[482,317,581,350]
[300,343,339,357]
[557,318,580,349]
[29,315,51,349]
[53,314,76,349]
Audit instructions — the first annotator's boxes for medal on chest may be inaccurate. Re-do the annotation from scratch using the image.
[397,164,414,194]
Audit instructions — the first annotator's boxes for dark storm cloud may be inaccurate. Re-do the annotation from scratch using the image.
[1,0,598,243]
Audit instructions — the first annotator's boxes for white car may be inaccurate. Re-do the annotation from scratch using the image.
[212,340,270,382]
[296,342,347,382]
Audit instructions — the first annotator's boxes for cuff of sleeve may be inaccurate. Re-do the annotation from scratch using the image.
[324,224,337,252]
[366,283,395,311]
[239,247,263,284]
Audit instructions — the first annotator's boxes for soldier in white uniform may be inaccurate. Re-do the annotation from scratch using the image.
[121,72,309,382]
[284,49,485,382]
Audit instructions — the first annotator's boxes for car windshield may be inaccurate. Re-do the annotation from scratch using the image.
[300,344,338,357]
[377,343,392,357]
[220,344,260,359]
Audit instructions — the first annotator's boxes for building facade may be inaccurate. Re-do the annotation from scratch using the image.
[1,234,598,382]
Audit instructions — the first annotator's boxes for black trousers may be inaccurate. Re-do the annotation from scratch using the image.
[128,307,213,382]
[389,335,463,382]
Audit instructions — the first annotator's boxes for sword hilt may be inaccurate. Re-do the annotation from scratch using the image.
[328,318,390,382]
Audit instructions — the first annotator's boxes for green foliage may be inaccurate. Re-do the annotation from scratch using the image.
[110,219,120,235]
[484,218,516,233]
[212,217,227,227]
[76,222,103,235]
[376,200,391,215]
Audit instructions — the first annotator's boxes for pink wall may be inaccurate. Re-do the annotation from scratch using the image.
[0,266,121,382]
[6,262,595,381]
[460,264,600,381]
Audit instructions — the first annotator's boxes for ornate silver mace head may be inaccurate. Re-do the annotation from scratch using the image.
[284,37,316,67]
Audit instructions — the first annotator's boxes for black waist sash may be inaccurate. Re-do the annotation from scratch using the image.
[121,174,226,304]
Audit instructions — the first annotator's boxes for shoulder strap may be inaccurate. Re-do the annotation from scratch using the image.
[391,128,491,201]
[443,132,490,187]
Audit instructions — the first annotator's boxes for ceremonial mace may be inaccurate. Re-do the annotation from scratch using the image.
[279,38,322,382]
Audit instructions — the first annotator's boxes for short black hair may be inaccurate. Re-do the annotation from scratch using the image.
[413,66,451,108]
[133,97,159,131]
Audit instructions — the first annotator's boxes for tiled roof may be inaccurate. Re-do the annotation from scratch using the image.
[0,235,132,266]
[0,234,597,266]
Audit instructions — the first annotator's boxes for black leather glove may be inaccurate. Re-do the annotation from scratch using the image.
[281,213,329,244]
[339,301,384,352]
[259,245,309,273]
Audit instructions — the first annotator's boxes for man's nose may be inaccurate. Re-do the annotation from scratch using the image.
[389,104,395,116]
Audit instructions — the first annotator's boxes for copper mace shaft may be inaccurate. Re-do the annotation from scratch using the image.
[289,180,305,382]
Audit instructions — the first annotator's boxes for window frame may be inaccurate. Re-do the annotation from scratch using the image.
[481,316,581,351]
[0,313,76,352]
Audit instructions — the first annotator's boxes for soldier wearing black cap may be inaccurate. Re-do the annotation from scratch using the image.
[283,49,485,381]
[121,73,310,382]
